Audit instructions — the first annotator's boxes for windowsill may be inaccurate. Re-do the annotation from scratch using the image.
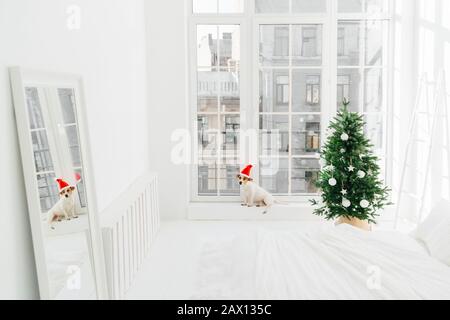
[188,202,324,221]
[188,202,396,221]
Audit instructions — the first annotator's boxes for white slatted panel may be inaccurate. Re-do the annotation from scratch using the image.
[101,172,160,300]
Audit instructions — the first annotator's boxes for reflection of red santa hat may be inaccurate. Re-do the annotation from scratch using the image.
[75,172,82,184]
[56,178,70,191]
[240,165,253,178]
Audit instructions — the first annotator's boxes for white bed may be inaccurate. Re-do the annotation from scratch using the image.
[193,223,450,300]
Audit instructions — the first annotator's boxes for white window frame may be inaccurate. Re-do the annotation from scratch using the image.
[188,0,394,203]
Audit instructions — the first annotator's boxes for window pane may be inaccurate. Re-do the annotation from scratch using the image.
[260,25,289,66]
[292,25,322,66]
[222,115,239,157]
[364,68,383,112]
[218,0,244,13]
[198,159,217,195]
[197,25,240,113]
[260,158,289,194]
[337,68,360,112]
[193,0,217,13]
[25,87,45,130]
[32,130,54,172]
[292,69,322,112]
[365,20,386,66]
[219,69,240,112]
[338,0,363,12]
[291,159,320,194]
[259,115,289,156]
[198,115,219,157]
[338,0,387,13]
[37,173,59,212]
[65,125,82,167]
[366,0,388,14]
[197,25,218,69]
[58,88,76,124]
[193,0,244,13]
[338,21,362,66]
[364,114,383,150]
[259,69,290,113]
[218,26,240,68]
[195,24,241,198]
[292,0,327,12]
[219,160,240,195]
[198,69,218,112]
[255,0,289,13]
[292,115,321,156]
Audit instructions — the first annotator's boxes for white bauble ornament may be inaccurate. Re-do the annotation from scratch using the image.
[340,148,345,153]
[342,198,351,208]
[360,200,370,208]
[341,133,349,141]
[328,178,337,186]
[357,170,366,178]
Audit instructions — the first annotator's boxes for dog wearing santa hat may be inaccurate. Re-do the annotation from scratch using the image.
[47,178,78,229]
[237,165,277,214]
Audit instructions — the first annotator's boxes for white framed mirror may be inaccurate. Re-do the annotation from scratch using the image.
[9,67,108,300]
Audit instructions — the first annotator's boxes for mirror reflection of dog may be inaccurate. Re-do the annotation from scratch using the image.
[237,165,283,214]
[47,178,78,230]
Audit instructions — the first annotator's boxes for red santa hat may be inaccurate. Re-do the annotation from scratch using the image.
[240,164,253,178]
[55,178,70,191]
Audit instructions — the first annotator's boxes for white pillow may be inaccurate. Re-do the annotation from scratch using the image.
[413,199,450,265]
[414,200,450,238]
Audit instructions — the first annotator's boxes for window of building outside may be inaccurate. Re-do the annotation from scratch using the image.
[191,0,391,201]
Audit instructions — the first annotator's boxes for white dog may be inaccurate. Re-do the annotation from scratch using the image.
[47,185,78,229]
[237,165,279,214]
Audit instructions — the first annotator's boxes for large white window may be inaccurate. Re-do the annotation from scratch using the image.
[189,0,392,201]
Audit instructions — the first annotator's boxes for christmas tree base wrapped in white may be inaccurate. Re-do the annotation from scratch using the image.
[335,216,372,231]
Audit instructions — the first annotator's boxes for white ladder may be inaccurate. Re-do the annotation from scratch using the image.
[394,71,449,229]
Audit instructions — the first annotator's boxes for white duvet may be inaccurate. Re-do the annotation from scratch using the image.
[194,224,450,300]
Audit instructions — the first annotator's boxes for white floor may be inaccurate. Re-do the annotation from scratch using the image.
[127,219,400,300]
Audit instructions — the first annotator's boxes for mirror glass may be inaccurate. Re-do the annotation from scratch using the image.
[11,69,105,300]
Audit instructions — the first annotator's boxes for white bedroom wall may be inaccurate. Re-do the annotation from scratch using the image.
[0,0,149,299]
[145,0,189,220]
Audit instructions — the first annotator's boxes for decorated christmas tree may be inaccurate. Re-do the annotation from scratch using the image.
[311,100,390,224]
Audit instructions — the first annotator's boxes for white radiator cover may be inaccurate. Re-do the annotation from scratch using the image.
[101,172,160,300]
